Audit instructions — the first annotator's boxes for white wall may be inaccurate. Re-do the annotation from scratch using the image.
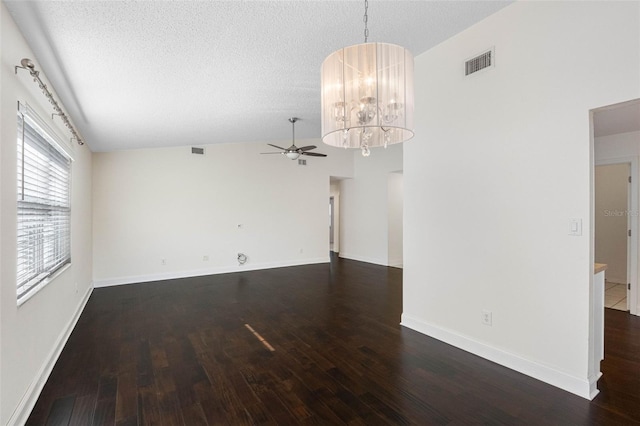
[339,143,402,265]
[93,142,353,286]
[403,1,639,400]
[388,172,403,267]
[0,4,93,424]
[595,164,629,284]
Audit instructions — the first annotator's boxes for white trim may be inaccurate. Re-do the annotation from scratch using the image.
[400,314,596,400]
[94,257,330,288]
[8,284,93,425]
[338,252,389,266]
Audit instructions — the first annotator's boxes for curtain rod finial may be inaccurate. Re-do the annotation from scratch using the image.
[20,58,35,70]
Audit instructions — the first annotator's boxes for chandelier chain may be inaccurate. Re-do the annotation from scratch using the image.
[363,0,369,43]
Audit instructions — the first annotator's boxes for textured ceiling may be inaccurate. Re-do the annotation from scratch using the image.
[5,0,512,152]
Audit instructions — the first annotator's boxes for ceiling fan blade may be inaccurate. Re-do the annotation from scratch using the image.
[301,152,327,157]
[297,145,317,152]
[267,143,287,150]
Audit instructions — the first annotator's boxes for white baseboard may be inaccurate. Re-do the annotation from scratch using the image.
[94,257,330,288]
[338,252,389,267]
[400,313,595,400]
[588,372,602,400]
[9,284,94,425]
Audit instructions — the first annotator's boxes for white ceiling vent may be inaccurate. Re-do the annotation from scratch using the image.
[191,147,205,155]
[465,48,494,76]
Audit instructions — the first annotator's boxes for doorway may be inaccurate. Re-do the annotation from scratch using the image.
[388,172,403,268]
[595,162,631,311]
[593,98,640,316]
[329,196,335,252]
[590,98,640,403]
[329,177,343,254]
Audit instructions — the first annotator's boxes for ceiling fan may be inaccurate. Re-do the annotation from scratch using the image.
[261,117,327,160]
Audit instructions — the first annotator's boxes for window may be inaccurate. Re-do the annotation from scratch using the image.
[17,103,72,303]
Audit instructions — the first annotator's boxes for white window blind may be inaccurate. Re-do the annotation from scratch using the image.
[17,103,71,302]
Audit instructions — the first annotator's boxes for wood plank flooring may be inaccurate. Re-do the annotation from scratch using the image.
[27,254,640,425]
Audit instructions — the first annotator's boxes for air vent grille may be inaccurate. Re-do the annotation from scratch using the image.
[465,49,493,76]
[191,147,205,155]
[298,159,307,166]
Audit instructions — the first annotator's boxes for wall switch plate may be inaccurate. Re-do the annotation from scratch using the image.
[568,218,582,236]
[482,310,492,326]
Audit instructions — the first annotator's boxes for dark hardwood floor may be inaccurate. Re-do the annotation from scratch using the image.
[27,254,640,425]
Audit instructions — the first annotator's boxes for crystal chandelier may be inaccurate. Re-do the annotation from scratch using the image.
[321,0,414,157]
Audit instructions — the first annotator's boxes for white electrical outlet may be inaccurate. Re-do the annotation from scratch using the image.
[482,310,492,326]
[203,255,209,261]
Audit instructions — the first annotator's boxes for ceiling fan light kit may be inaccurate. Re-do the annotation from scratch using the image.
[320,0,414,157]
